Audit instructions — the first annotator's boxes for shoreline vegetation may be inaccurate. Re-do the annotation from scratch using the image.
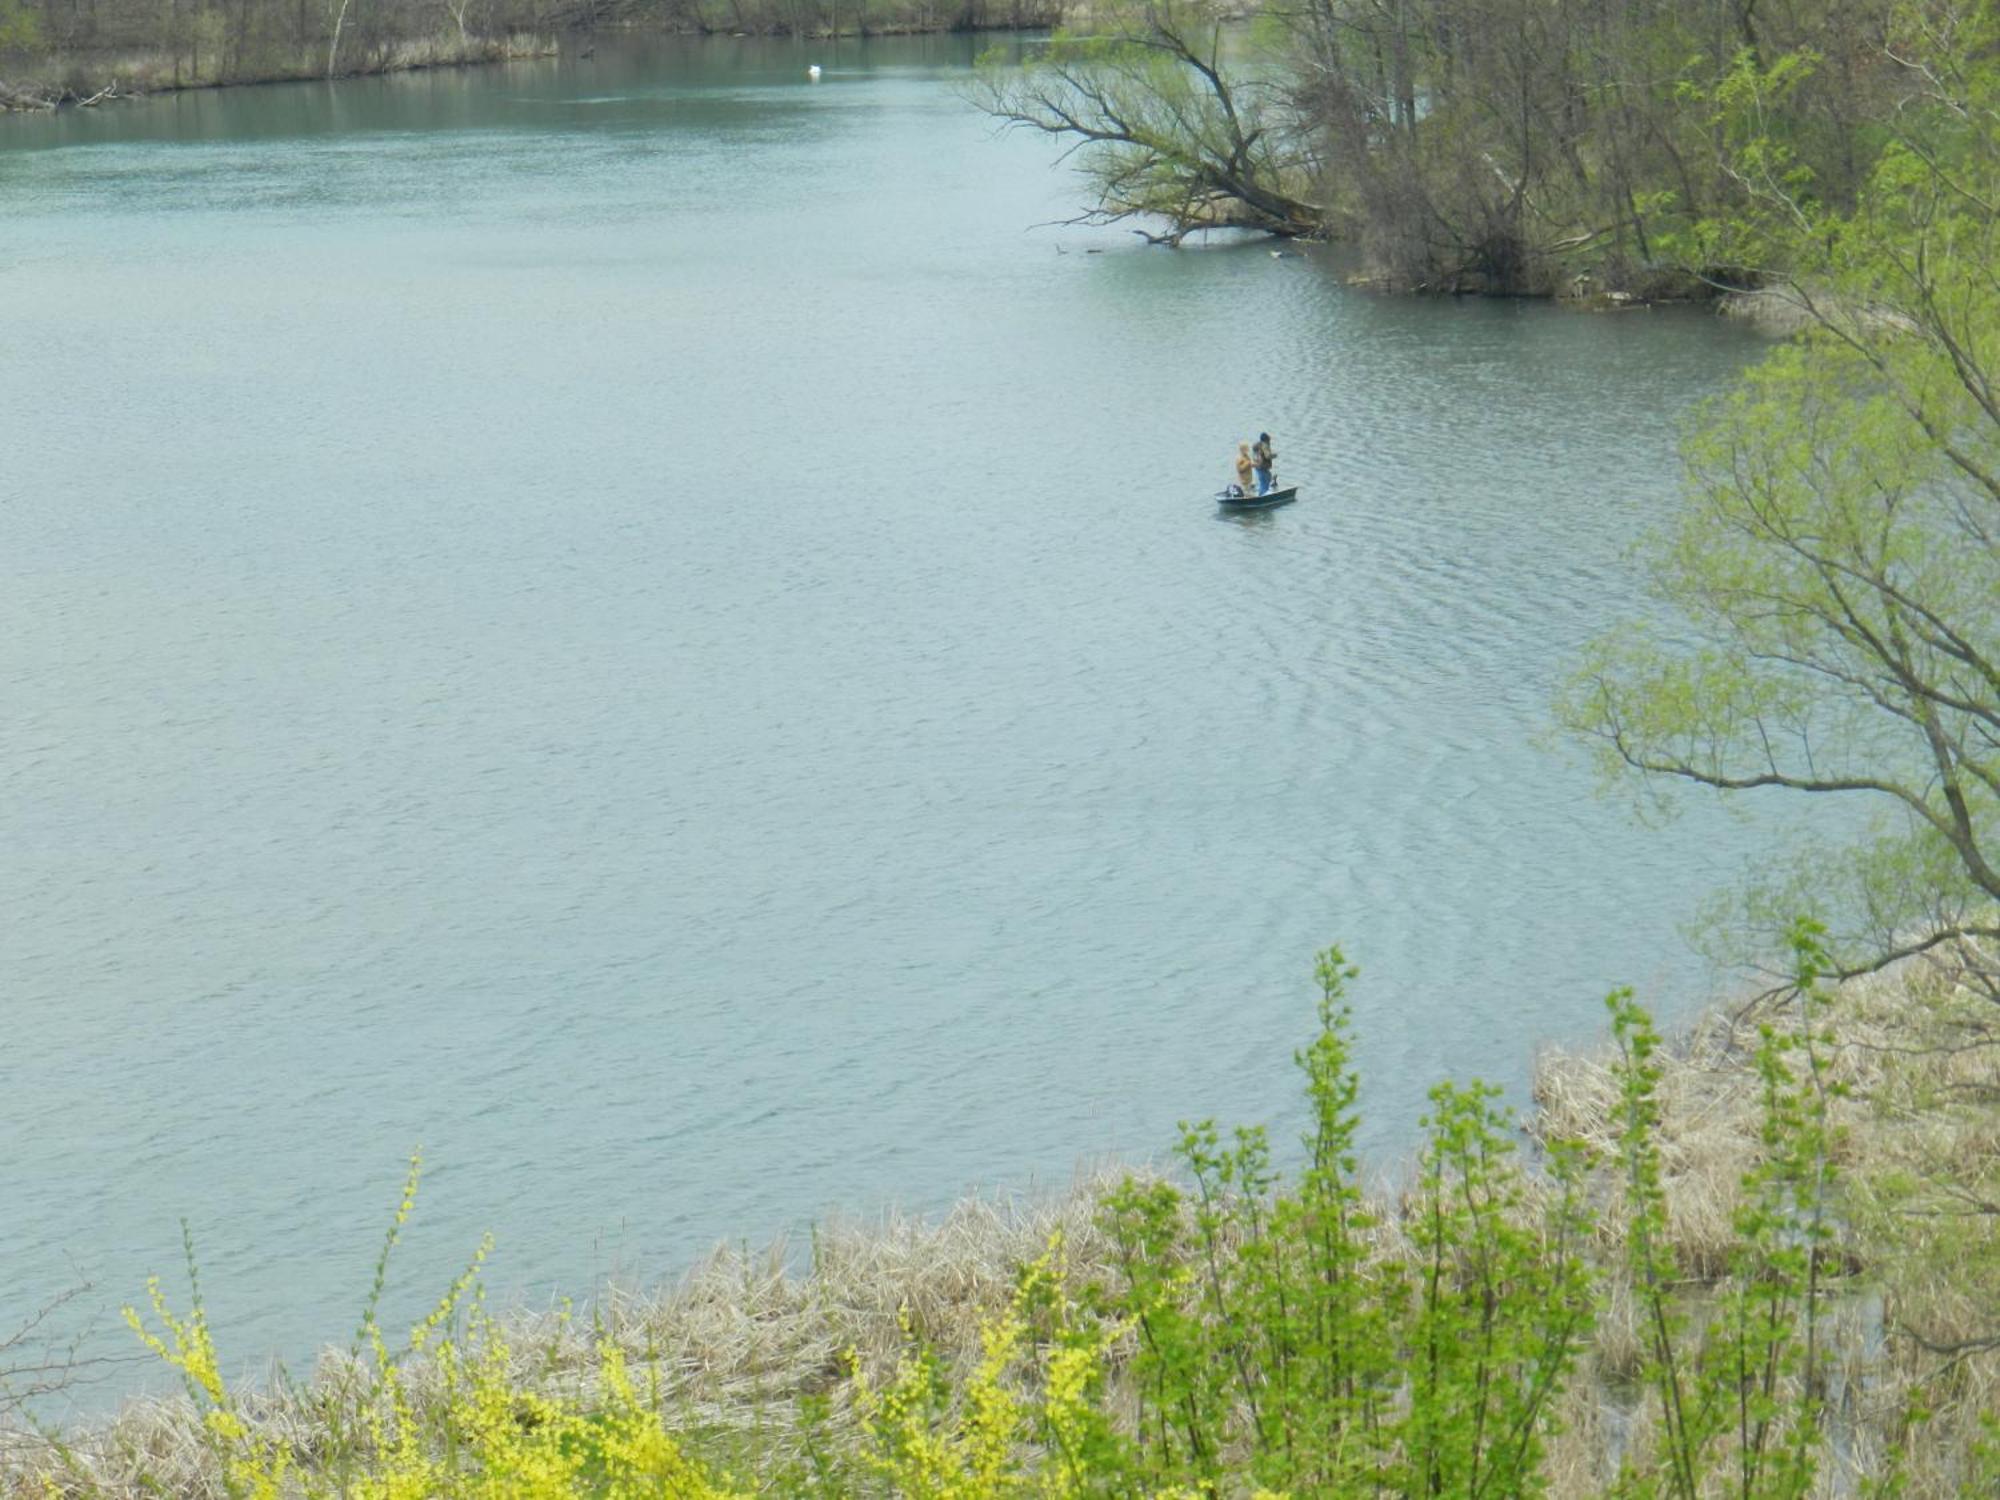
[3,942,1996,1495]
[0,0,1068,112]
[967,0,1989,298]
[0,0,1965,311]
[0,0,1943,304]
[0,31,556,106]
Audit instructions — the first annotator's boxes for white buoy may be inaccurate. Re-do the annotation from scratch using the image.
[807,64,822,80]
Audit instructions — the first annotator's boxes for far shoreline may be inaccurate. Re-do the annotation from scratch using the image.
[0,16,1054,111]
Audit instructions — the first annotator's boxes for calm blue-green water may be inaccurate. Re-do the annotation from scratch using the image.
[3,36,1779,1405]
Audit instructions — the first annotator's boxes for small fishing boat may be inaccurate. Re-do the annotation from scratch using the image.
[1215,485,1299,510]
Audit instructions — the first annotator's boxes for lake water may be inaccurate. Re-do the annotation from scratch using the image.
[2,36,1778,1403]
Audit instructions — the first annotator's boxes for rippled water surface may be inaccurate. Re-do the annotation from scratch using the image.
[3,37,1777,1398]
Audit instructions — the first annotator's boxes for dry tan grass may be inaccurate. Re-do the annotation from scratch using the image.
[1526,947,2000,1497]
[3,1179,1135,1497]
[1532,1003,1765,1279]
[595,1179,1129,1416]
[0,33,556,108]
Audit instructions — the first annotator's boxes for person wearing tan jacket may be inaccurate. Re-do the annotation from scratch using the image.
[1233,441,1256,497]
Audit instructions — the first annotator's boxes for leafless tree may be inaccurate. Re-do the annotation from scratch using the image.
[971,0,1321,243]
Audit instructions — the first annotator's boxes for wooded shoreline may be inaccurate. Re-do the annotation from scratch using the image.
[0,0,1067,110]
[0,31,556,107]
[0,0,1912,305]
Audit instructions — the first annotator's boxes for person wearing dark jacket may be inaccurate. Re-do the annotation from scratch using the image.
[1251,432,1276,495]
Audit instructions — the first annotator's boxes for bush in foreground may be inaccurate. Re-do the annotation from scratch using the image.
[10,932,2000,1497]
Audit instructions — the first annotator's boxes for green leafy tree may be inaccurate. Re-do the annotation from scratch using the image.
[1560,3,2000,982]
[1091,950,1592,1496]
[1398,1079,1593,1498]
[0,0,41,49]
[1602,924,1846,1500]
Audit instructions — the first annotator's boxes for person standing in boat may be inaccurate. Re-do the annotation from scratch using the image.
[1233,441,1256,497]
[1251,432,1277,495]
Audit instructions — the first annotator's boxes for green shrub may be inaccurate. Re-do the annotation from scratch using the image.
[53,937,1979,1498]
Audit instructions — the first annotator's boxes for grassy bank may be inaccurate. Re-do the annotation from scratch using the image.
[0,0,1064,109]
[0,33,556,108]
[5,940,1996,1496]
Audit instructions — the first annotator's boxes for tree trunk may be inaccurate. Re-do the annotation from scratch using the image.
[326,0,346,75]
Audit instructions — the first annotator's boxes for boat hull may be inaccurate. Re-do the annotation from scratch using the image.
[1215,486,1298,510]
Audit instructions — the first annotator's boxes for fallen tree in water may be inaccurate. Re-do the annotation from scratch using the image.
[0,76,122,108]
[970,0,1319,244]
